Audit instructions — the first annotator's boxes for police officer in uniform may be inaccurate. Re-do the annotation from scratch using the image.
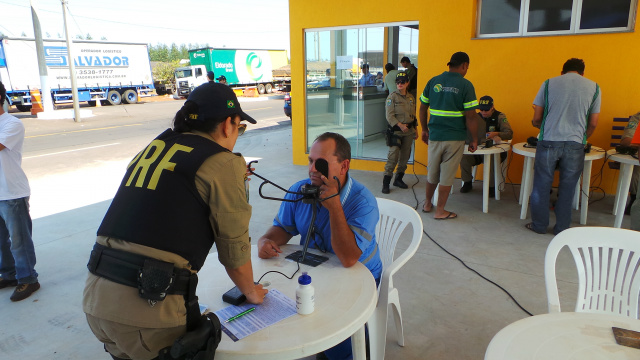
[382,72,418,194]
[459,95,513,196]
[83,82,268,360]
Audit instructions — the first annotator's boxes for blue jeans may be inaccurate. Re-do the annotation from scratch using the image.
[323,277,380,360]
[0,197,38,283]
[530,141,585,235]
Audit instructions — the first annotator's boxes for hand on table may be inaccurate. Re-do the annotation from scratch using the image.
[258,239,282,259]
[245,283,268,304]
[468,140,478,153]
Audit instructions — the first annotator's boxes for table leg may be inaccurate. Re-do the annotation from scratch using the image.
[520,157,534,219]
[351,325,366,360]
[493,153,501,201]
[580,161,593,225]
[519,157,529,205]
[613,168,625,216]
[614,164,633,228]
[483,154,490,213]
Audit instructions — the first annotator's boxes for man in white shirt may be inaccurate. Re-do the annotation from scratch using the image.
[0,81,40,301]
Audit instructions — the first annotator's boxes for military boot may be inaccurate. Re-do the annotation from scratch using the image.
[393,172,408,189]
[382,175,392,194]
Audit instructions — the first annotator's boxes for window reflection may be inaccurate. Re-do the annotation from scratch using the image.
[304,25,419,161]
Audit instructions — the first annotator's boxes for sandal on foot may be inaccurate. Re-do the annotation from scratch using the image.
[434,211,457,220]
[525,222,544,234]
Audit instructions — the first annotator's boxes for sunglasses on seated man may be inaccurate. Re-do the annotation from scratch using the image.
[396,79,408,84]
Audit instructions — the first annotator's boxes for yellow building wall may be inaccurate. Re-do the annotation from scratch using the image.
[289,0,640,193]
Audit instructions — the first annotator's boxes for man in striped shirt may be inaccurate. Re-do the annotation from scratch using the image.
[419,52,479,220]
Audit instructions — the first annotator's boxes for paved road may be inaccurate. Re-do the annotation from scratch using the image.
[12,96,291,219]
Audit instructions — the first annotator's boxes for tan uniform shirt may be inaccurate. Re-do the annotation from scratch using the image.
[83,131,252,328]
[385,90,416,127]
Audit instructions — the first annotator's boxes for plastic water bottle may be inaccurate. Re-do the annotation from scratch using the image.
[296,272,314,315]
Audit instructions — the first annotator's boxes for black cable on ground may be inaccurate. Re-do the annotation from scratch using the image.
[409,149,534,317]
[422,229,534,317]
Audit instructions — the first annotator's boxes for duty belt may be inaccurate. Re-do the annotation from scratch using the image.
[391,119,418,131]
[87,242,192,299]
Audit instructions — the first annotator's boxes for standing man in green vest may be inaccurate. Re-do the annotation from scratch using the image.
[419,52,479,220]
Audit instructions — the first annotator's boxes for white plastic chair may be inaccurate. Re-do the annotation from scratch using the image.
[545,226,640,318]
[367,198,423,360]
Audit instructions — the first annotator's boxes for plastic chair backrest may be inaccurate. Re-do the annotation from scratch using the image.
[545,227,640,318]
[375,198,423,275]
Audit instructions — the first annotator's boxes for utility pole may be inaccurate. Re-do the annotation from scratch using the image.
[30,0,54,113]
[61,0,81,122]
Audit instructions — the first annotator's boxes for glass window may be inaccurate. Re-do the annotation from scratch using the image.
[479,0,521,34]
[305,24,418,161]
[580,0,632,29]
[477,0,637,37]
[527,0,573,32]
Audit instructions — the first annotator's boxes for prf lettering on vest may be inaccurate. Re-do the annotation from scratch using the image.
[125,140,193,190]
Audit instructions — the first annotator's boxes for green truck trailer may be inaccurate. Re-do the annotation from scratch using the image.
[174,48,289,97]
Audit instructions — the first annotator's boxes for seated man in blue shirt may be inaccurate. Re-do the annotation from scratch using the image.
[358,64,376,87]
[258,132,382,360]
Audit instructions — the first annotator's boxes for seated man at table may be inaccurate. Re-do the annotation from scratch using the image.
[459,95,513,197]
[620,111,640,215]
[258,132,382,360]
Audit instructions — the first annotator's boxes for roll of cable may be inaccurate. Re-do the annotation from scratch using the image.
[526,137,538,147]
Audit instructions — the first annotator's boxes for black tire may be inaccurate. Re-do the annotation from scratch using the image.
[87,100,97,107]
[16,104,31,112]
[265,83,273,94]
[123,90,138,104]
[107,90,122,105]
[257,84,266,94]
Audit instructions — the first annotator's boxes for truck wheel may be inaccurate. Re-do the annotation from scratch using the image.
[16,104,31,112]
[257,84,266,94]
[107,90,122,105]
[265,83,273,94]
[123,90,138,104]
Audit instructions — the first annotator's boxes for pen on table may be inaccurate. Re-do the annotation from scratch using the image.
[225,307,256,323]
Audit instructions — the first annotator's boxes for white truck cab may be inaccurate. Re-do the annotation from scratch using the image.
[175,65,208,97]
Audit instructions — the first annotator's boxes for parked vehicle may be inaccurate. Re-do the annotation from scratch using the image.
[284,93,291,118]
[0,37,154,111]
[175,48,289,97]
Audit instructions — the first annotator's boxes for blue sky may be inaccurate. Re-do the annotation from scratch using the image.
[0,0,291,50]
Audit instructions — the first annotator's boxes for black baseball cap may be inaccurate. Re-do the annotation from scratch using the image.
[217,75,226,81]
[447,51,470,67]
[478,95,493,111]
[186,82,256,124]
[395,72,408,83]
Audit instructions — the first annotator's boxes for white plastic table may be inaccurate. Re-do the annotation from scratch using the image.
[463,143,511,213]
[607,149,639,228]
[196,244,377,360]
[485,312,640,360]
[512,143,604,224]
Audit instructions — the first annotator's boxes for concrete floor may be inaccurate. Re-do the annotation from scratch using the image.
[1,113,636,359]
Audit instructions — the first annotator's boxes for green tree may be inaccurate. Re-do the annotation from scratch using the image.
[149,43,169,62]
[152,60,181,83]
[75,34,84,40]
[21,31,27,37]
[179,44,189,60]
[86,33,93,40]
[168,43,179,62]
[100,36,107,40]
